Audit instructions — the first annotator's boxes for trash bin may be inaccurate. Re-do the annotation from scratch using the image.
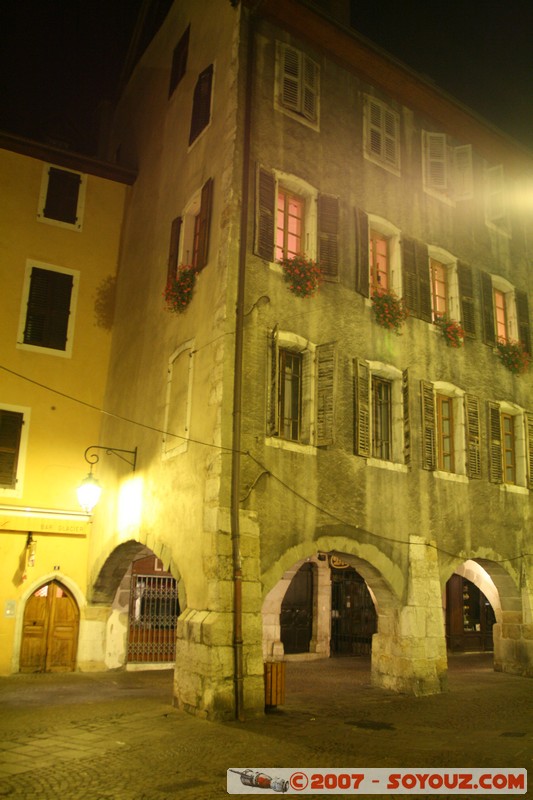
[264,661,286,707]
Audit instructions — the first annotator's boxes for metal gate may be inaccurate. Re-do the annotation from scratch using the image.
[330,564,377,656]
[127,556,180,663]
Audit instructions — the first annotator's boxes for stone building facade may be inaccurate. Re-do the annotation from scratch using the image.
[2,0,531,721]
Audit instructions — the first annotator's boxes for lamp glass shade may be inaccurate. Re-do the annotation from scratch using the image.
[77,473,102,513]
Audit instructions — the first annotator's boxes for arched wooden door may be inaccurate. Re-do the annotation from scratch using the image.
[20,581,79,672]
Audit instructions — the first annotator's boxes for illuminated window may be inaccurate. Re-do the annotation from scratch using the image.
[431,259,448,319]
[369,231,389,291]
[276,190,304,261]
[493,288,508,342]
[166,179,213,282]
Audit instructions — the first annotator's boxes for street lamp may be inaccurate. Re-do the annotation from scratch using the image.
[77,445,137,513]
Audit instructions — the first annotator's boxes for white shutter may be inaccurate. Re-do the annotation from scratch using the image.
[423,131,448,191]
[302,55,318,122]
[281,45,301,112]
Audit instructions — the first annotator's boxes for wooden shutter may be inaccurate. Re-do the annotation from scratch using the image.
[402,368,410,466]
[354,359,370,457]
[420,381,436,470]
[464,394,481,478]
[169,25,190,97]
[315,342,336,446]
[457,262,476,337]
[515,289,531,355]
[267,327,279,436]
[43,167,81,225]
[526,412,533,490]
[402,237,431,321]
[317,195,338,277]
[354,208,369,297]
[480,272,496,345]
[196,178,213,270]
[423,132,448,191]
[255,166,275,261]
[0,410,23,489]
[24,268,73,350]
[488,401,502,483]
[167,216,182,282]
[189,63,213,145]
[302,55,319,122]
[280,45,301,113]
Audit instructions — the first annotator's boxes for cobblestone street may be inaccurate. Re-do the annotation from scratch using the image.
[0,654,531,799]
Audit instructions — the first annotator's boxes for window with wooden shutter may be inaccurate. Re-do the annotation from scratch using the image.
[169,25,190,97]
[355,359,370,457]
[255,167,276,261]
[480,272,496,345]
[464,394,481,479]
[276,189,305,260]
[423,132,448,192]
[365,96,400,172]
[402,237,431,321]
[488,402,503,484]
[515,289,531,355]
[317,195,339,278]
[23,267,74,351]
[420,381,436,470]
[38,165,85,230]
[402,368,410,465]
[267,327,279,437]
[0,410,23,489]
[189,64,213,145]
[372,377,392,460]
[196,178,213,270]
[315,342,336,446]
[457,263,476,337]
[277,43,319,126]
[167,217,182,282]
[354,208,369,297]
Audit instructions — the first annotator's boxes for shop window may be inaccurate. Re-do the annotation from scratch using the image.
[37,164,86,231]
[275,42,319,128]
[18,262,79,357]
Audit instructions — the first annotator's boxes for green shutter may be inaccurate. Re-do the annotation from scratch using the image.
[515,289,531,355]
[317,195,339,277]
[481,272,496,346]
[0,410,23,489]
[464,394,481,478]
[267,327,279,437]
[420,381,436,470]
[355,359,370,457]
[255,166,275,262]
[315,342,336,446]
[196,178,213,270]
[354,208,369,297]
[488,401,502,484]
[457,262,476,337]
[402,368,410,466]
[24,268,73,351]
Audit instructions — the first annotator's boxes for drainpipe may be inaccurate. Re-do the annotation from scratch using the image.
[230,5,257,721]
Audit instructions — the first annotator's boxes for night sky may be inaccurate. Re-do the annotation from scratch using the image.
[1,0,532,156]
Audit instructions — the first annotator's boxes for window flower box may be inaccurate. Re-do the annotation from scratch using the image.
[371,288,408,334]
[434,315,465,348]
[495,338,530,375]
[163,265,197,313]
[278,255,322,298]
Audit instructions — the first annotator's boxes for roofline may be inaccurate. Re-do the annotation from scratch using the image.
[247,0,533,172]
[0,131,137,185]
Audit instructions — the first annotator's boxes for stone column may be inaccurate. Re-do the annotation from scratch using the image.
[371,535,447,696]
[493,555,533,677]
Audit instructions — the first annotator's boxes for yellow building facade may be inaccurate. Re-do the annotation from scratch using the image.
[0,133,134,674]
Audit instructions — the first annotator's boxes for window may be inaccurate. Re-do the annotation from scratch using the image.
[37,165,86,230]
[18,262,79,357]
[363,95,400,174]
[420,382,481,478]
[276,189,304,260]
[485,165,509,233]
[255,167,339,277]
[422,132,473,202]
[354,211,401,298]
[371,376,392,460]
[189,64,213,145]
[481,273,530,351]
[488,402,531,488]
[0,405,30,496]
[268,330,336,449]
[275,42,319,127]
[162,341,194,458]
[167,178,213,281]
[427,248,476,336]
[169,25,190,97]
[355,361,409,466]
[430,259,448,319]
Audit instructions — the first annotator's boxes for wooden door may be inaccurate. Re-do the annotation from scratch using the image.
[20,581,79,672]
